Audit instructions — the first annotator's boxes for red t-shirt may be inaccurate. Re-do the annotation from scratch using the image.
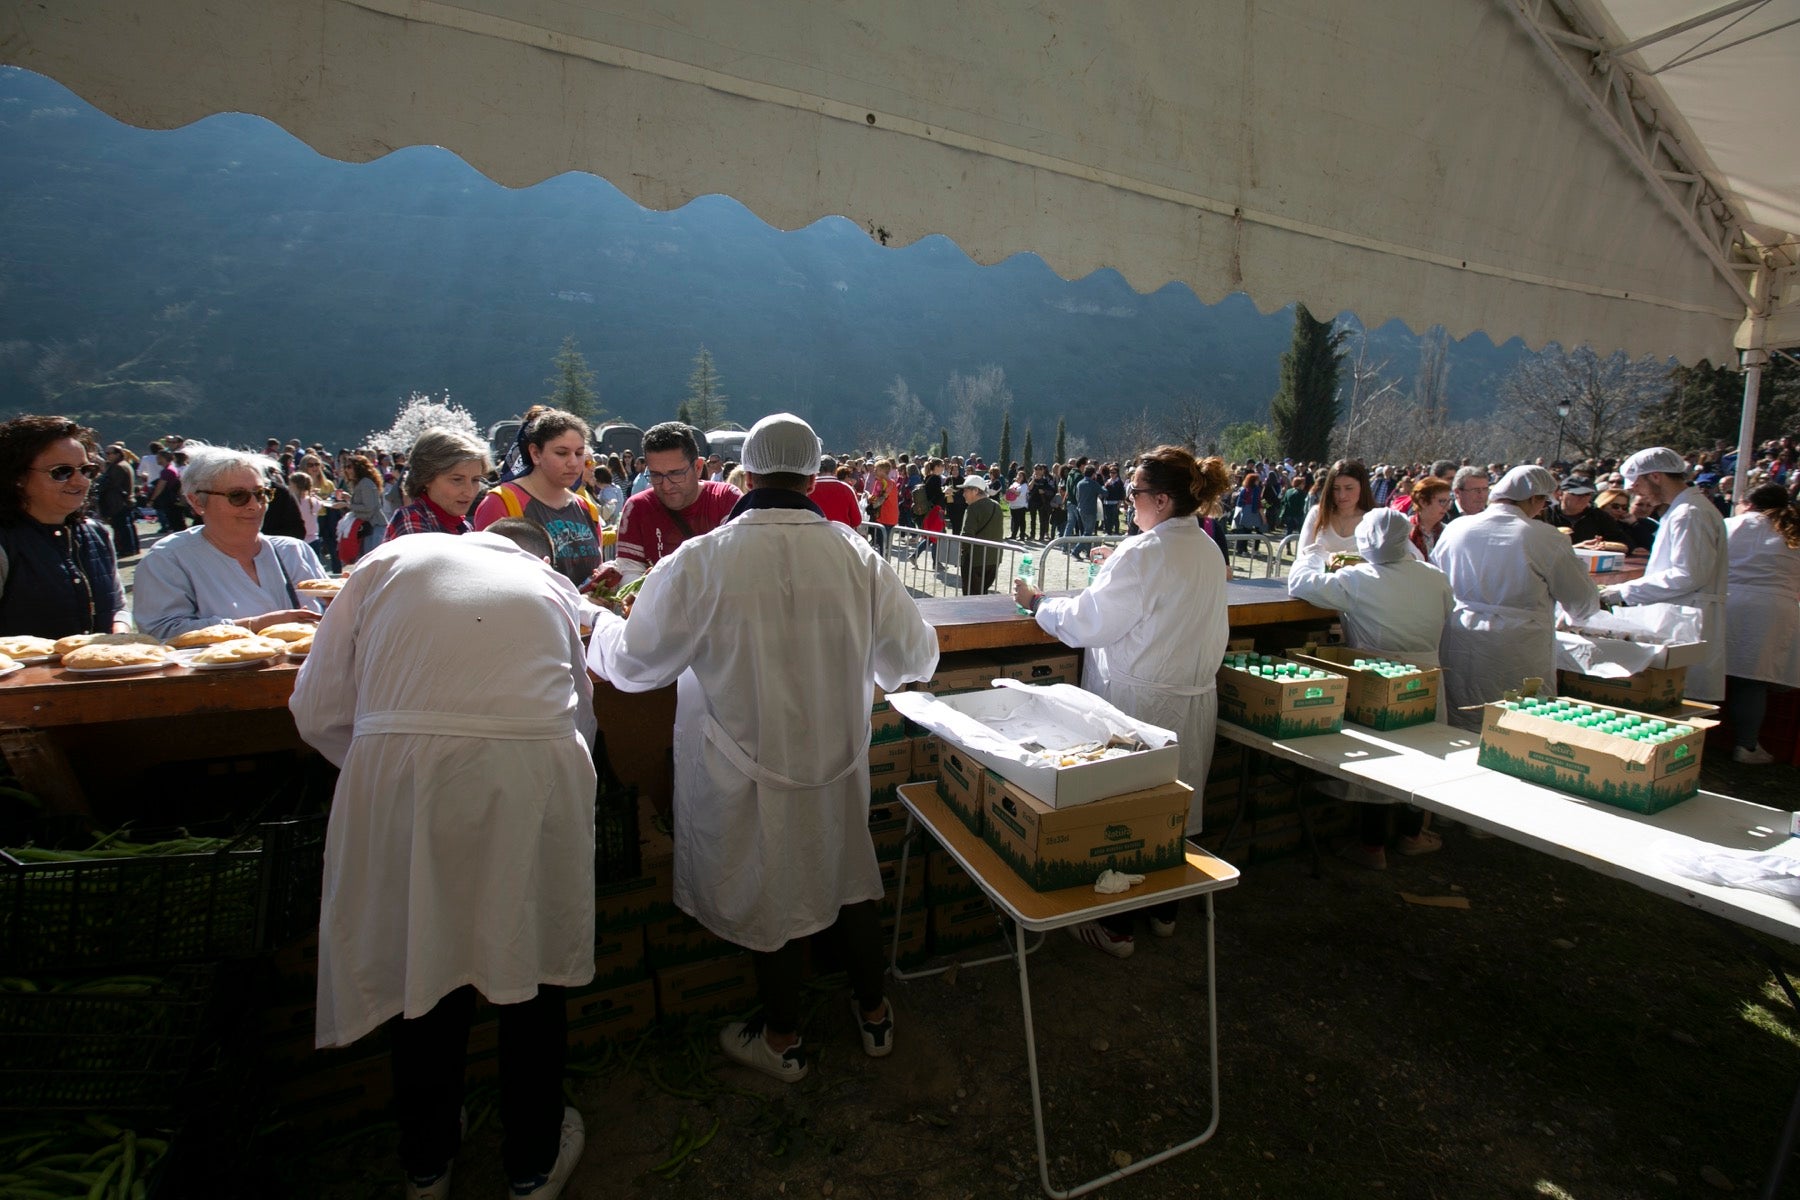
[615,480,741,570]
[809,477,863,529]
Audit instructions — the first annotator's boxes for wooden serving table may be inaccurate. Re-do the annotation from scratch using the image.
[0,586,1332,815]
[889,783,1240,1199]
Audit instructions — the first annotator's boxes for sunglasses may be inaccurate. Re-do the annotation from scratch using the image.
[29,463,103,482]
[196,486,275,507]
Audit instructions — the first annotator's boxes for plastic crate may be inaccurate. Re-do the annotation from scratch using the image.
[0,814,328,973]
[0,966,223,1113]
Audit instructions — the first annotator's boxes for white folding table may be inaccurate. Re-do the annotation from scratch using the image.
[887,782,1241,1199]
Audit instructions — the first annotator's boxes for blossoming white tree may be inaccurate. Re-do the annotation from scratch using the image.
[364,391,483,456]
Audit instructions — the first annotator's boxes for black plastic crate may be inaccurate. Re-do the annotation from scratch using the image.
[0,814,329,972]
[594,731,640,885]
[0,966,224,1113]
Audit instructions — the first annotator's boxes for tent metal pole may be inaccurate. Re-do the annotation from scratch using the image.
[1734,269,1773,499]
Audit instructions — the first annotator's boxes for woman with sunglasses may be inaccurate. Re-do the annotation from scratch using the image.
[1012,446,1232,958]
[0,415,127,638]
[1596,487,1656,556]
[134,445,327,641]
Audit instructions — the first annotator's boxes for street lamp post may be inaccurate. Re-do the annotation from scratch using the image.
[1554,400,1572,466]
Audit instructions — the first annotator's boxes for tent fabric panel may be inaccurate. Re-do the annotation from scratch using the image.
[0,0,1747,360]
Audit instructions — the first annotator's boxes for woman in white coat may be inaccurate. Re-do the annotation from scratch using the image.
[1289,509,1455,866]
[1013,446,1230,958]
[1432,466,1601,730]
[1600,446,1730,703]
[1722,483,1800,763]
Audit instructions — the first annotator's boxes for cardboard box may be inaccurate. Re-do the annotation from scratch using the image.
[921,655,1009,696]
[925,842,984,905]
[592,924,649,988]
[981,779,1192,892]
[879,908,930,966]
[867,797,917,862]
[1557,666,1689,713]
[655,953,758,1019]
[1475,699,1705,814]
[868,737,913,800]
[909,734,942,781]
[1286,645,1439,731]
[1573,547,1623,574]
[1215,659,1348,738]
[272,1049,394,1132]
[878,852,926,907]
[595,860,676,932]
[644,912,738,969]
[935,748,991,836]
[930,895,1003,954]
[871,691,909,743]
[995,647,1083,688]
[924,687,1181,809]
[568,977,658,1048]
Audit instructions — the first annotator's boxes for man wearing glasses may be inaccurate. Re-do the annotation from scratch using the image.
[598,423,741,588]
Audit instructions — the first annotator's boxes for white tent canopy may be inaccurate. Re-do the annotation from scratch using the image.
[4,1,1795,374]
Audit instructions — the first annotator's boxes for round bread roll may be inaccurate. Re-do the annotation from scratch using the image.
[62,642,171,670]
[0,635,56,658]
[167,624,255,649]
[0,652,16,671]
[294,577,344,594]
[52,632,161,657]
[192,637,285,665]
[286,635,314,658]
[258,623,318,643]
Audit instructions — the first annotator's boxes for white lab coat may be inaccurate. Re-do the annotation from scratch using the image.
[1034,519,1228,834]
[290,532,599,1048]
[1287,556,1454,661]
[1612,488,1730,701]
[588,506,938,953]
[1431,505,1601,729]
[1724,511,1800,685]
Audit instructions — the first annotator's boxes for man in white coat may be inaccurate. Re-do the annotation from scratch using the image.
[291,519,596,1200]
[1433,466,1601,730]
[1290,508,1455,867]
[1599,446,1730,703]
[588,413,939,1083]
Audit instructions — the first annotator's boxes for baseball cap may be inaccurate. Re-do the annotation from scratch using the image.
[1558,475,1596,495]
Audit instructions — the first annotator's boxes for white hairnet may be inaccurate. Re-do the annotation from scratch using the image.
[1354,508,1414,564]
[1491,465,1558,502]
[740,413,822,476]
[1621,446,1688,486]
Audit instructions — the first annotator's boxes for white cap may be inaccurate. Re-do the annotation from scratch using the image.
[1355,508,1414,565]
[960,476,993,496]
[1621,446,1688,486]
[740,413,821,476]
[1491,465,1558,502]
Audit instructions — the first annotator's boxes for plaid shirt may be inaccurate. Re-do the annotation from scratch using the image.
[385,499,471,541]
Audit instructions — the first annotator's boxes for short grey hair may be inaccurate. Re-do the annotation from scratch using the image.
[181,444,280,497]
[404,427,492,500]
[1451,465,1487,492]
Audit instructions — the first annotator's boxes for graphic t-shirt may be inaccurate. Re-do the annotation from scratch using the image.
[472,483,600,587]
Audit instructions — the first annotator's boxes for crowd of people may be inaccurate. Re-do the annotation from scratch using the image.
[2,404,1799,1197]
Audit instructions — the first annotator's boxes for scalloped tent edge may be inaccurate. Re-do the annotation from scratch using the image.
[5,0,1797,461]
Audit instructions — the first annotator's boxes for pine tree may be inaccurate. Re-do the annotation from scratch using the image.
[676,400,692,425]
[939,428,950,458]
[1054,417,1066,466]
[998,412,1012,469]
[1022,427,1034,468]
[684,346,728,431]
[1269,304,1347,464]
[543,336,599,421]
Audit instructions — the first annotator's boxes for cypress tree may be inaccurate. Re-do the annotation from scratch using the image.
[1269,304,1346,464]
[997,412,1012,470]
[939,428,950,458]
[1054,417,1067,465]
[1022,427,1034,468]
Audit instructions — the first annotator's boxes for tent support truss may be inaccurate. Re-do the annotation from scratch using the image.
[1501,0,1759,311]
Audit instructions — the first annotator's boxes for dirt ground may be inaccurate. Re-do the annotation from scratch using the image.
[280,754,1800,1200]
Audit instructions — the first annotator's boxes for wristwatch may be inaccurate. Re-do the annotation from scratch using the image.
[1027,593,1042,616]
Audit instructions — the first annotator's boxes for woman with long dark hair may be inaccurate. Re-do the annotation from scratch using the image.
[0,415,125,638]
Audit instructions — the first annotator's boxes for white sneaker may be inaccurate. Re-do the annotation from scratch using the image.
[1734,745,1777,765]
[719,1020,809,1082]
[1067,920,1134,959]
[1148,916,1177,939]
[850,997,895,1058]
[507,1107,585,1199]
[404,1166,451,1200]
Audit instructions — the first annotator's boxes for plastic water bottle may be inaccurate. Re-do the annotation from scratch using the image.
[1087,559,1100,588]
[1015,554,1034,615]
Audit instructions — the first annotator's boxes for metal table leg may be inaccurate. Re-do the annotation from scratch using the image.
[888,811,1041,981]
[1020,892,1223,1199]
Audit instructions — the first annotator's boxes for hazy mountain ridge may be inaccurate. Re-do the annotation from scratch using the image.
[0,67,1527,451]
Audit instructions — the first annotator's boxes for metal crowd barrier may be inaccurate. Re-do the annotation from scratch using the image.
[859,523,1129,598]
